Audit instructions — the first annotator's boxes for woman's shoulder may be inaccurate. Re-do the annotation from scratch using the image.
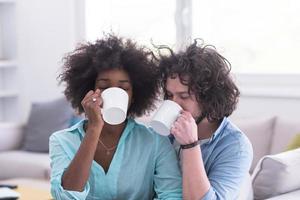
[132,119,154,134]
[131,119,168,141]
[50,120,84,143]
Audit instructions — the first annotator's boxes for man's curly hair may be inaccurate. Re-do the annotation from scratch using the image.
[158,39,240,122]
[58,34,159,117]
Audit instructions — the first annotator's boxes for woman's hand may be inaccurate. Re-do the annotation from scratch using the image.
[62,89,104,192]
[171,110,198,145]
[81,89,104,130]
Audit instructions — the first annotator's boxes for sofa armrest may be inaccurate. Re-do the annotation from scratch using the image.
[265,189,300,200]
[251,148,300,199]
[0,122,24,151]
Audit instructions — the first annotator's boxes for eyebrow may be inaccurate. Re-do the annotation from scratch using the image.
[166,89,189,95]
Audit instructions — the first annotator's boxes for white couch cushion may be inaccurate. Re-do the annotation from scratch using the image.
[0,123,23,151]
[270,117,300,154]
[0,150,50,180]
[234,117,276,172]
[265,189,300,200]
[252,148,300,200]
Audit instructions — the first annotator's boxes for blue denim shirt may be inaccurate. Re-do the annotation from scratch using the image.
[171,117,253,200]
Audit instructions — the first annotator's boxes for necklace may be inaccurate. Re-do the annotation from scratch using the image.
[98,139,118,155]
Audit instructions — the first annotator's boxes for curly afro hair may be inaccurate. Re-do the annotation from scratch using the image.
[158,39,240,122]
[58,34,160,118]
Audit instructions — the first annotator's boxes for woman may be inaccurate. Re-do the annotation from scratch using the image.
[157,40,253,200]
[50,35,182,200]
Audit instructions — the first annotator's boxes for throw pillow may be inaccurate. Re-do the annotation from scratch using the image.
[286,134,300,151]
[270,117,300,154]
[22,97,74,152]
[233,117,276,172]
[252,148,300,199]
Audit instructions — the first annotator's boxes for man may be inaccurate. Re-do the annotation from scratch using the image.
[158,40,253,200]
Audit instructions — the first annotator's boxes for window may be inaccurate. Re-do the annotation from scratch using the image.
[192,0,300,74]
[84,0,300,97]
[85,0,176,48]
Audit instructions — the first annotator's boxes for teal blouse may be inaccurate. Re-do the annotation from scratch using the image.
[49,119,182,200]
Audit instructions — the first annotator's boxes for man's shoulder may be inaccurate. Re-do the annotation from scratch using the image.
[217,121,253,155]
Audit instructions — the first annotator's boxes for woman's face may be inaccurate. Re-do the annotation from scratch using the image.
[95,68,133,108]
[165,75,202,120]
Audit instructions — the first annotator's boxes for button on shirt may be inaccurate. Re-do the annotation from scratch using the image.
[172,117,253,200]
[50,119,182,200]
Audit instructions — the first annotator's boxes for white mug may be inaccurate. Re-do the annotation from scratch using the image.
[101,87,129,125]
[150,100,182,136]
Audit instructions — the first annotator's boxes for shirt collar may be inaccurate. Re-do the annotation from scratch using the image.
[76,118,136,142]
[204,117,229,144]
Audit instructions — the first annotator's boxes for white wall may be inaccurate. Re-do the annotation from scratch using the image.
[15,0,84,122]
[231,74,300,120]
[232,96,300,120]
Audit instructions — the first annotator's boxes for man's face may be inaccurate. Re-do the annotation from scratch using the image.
[165,75,202,120]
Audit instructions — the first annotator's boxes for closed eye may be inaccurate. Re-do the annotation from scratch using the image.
[180,94,190,99]
[97,86,108,90]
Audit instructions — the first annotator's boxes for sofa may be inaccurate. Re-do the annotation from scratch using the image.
[1,99,300,199]
[233,116,300,200]
[0,97,80,181]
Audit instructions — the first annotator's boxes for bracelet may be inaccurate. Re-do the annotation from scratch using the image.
[180,140,201,149]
